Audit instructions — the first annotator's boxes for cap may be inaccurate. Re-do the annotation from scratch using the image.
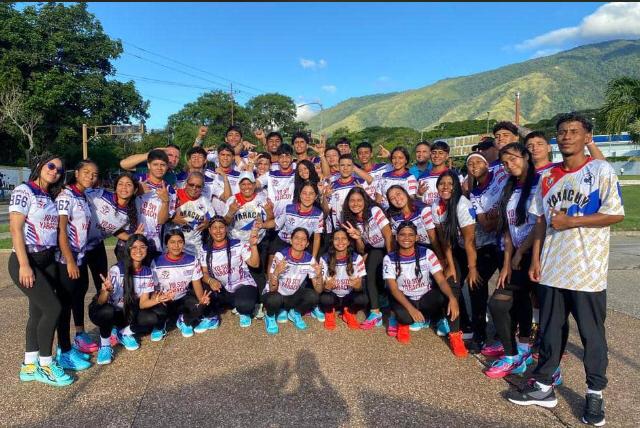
[466,152,488,166]
[238,172,256,183]
[477,138,495,151]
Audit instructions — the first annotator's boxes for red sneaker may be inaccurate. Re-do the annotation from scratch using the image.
[397,324,411,344]
[449,331,468,358]
[324,310,336,330]
[341,309,360,330]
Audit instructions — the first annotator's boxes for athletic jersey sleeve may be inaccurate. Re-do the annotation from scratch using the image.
[372,206,390,229]
[320,257,329,280]
[354,254,366,278]
[382,255,396,280]
[191,259,203,281]
[406,175,418,196]
[456,196,476,228]
[56,190,72,217]
[269,251,285,275]
[469,192,485,215]
[168,186,177,217]
[420,206,435,231]
[9,184,32,216]
[426,248,443,275]
[240,242,252,263]
[597,164,625,216]
[307,258,318,279]
[529,180,544,218]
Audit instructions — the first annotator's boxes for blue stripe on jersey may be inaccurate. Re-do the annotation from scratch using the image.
[284,204,323,217]
[153,253,197,268]
[567,189,601,216]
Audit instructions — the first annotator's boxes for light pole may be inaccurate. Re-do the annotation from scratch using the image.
[297,102,324,134]
[486,111,491,135]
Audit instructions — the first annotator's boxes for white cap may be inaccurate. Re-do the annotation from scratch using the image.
[238,171,256,183]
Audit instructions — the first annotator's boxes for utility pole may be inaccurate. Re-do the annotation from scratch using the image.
[486,111,490,135]
[82,123,144,160]
[230,83,234,125]
[515,92,521,126]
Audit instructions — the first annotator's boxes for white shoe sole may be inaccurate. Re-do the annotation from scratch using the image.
[581,416,605,426]
[508,397,558,408]
[96,360,112,365]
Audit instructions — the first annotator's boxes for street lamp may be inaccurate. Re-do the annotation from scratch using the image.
[297,102,324,133]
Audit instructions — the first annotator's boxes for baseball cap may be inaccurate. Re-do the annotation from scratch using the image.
[477,137,495,151]
[238,172,256,183]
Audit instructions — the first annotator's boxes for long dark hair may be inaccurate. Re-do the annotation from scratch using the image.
[28,153,66,198]
[202,216,232,284]
[122,234,150,324]
[394,221,422,280]
[436,170,463,246]
[114,172,139,233]
[385,184,416,218]
[341,187,380,236]
[295,159,320,193]
[327,229,355,277]
[66,158,98,187]
[496,143,536,232]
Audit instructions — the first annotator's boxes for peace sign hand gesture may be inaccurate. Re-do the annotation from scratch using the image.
[343,221,362,241]
[100,274,114,294]
[199,290,212,306]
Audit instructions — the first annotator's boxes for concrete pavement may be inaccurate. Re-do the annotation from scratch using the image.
[0,237,638,427]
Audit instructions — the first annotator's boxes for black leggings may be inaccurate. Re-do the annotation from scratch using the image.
[151,291,202,327]
[364,247,386,310]
[9,250,61,358]
[84,242,109,294]
[250,240,270,295]
[89,300,159,338]
[392,287,461,332]
[264,287,319,316]
[453,244,500,341]
[205,285,259,317]
[319,291,368,313]
[488,253,533,356]
[56,260,89,352]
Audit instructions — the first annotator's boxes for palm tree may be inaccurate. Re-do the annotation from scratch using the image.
[600,77,640,144]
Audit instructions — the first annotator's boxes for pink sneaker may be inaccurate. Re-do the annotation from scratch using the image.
[387,316,398,337]
[481,342,504,358]
[360,312,383,330]
[484,355,525,379]
[74,332,99,353]
[109,329,118,347]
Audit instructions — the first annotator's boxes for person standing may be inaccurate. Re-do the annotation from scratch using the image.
[506,114,624,427]
[409,141,432,180]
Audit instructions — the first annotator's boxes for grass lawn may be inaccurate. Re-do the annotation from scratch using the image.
[0,224,8,233]
[615,185,640,231]
[0,235,118,250]
[619,175,640,180]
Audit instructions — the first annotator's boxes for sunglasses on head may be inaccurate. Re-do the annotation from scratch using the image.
[46,162,65,175]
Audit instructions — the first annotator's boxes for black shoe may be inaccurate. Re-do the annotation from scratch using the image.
[467,339,484,354]
[507,383,558,408]
[582,393,605,426]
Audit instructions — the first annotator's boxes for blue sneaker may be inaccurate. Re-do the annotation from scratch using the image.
[518,343,534,366]
[118,332,140,350]
[57,349,92,371]
[276,310,288,324]
[194,316,220,333]
[150,326,167,342]
[176,318,194,338]
[310,306,325,322]
[34,361,74,387]
[288,309,308,330]
[510,357,528,375]
[360,312,383,330]
[409,321,426,332]
[68,346,91,361]
[436,318,450,337]
[19,363,37,382]
[96,346,113,365]
[265,315,279,335]
[239,314,252,328]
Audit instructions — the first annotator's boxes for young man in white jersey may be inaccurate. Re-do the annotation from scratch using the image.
[121,144,181,187]
[175,146,209,190]
[356,141,391,200]
[507,114,624,427]
[326,154,373,229]
[418,141,454,206]
[266,144,296,219]
[205,143,240,200]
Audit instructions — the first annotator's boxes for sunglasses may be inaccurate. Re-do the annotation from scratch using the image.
[187,183,203,189]
[46,162,65,175]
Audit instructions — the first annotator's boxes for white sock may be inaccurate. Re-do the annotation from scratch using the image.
[120,326,134,336]
[587,388,603,397]
[39,356,53,367]
[532,309,540,324]
[536,382,552,392]
[100,336,111,347]
[24,351,39,365]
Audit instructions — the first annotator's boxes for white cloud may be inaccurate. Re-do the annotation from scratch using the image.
[517,2,640,51]
[299,58,327,70]
[377,75,390,82]
[296,104,319,121]
[531,48,563,58]
[321,85,337,93]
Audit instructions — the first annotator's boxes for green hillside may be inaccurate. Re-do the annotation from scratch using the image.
[309,39,640,133]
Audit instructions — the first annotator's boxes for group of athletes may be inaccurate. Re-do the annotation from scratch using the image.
[9,112,624,426]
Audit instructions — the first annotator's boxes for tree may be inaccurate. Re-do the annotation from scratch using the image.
[601,77,640,143]
[0,86,42,164]
[246,93,297,132]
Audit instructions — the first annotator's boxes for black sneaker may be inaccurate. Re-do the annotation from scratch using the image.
[507,383,558,408]
[582,393,605,426]
[467,339,484,355]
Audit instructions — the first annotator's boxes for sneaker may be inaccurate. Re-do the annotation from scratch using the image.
[360,312,383,330]
[194,317,220,333]
[507,383,557,408]
[118,332,140,350]
[485,355,523,379]
[527,367,563,389]
[239,314,252,328]
[409,321,426,332]
[254,304,265,320]
[582,393,606,426]
[265,315,279,335]
[276,310,288,324]
[387,315,398,337]
[74,332,98,353]
[109,328,119,347]
[518,343,533,366]
[58,349,92,371]
[324,310,336,330]
[341,309,360,329]
[96,346,113,365]
[34,361,74,387]
[231,308,239,316]
[67,346,91,361]
[19,363,37,382]
[176,318,194,337]
[481,342,505,358]
[150,326,167,342]
[436,318,450,337]
[288,309,308,330]
[449,331,468,358]
[397,324,411,344]
[310,306,325,322]
[467,339,484,355]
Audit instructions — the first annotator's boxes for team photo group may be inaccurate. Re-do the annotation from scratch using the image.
[9,112,624,426]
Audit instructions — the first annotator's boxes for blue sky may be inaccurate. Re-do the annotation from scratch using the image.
[76,2,640,130]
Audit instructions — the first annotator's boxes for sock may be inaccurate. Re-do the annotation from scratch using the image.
[39,356,53,367]
[532,308,540,324]
[517,342,531,354]
[24,351,38,365]
[100,336,111,347]
[120,326,134,336]
[587,389,603,397]
[536,381,552,392]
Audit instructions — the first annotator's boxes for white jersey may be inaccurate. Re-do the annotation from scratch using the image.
[205,167,241,200]
[329,176,364,228]
[506,183,536,249]
[224,192,268,244]
[268,249,318,296]
[277,203,324,243]
[267,169,296,218]
[107,263,156,309]
[198,239,257,293]
[431,196,476,247]
[320,253,366,298]
[362,163,392,199]
[152,253,203,300]
[354,206,390,249]
[174,188,215,255]
[135,175,177,253]
[85,188,130,251]
[383,246,442,300]
[9,182,58,253]
[55,186,91,265]
[175,170,215,199]
[388,204,435,246]
[377,170,417,209]
[529,159,624,292]
[469,171,507,248]
[418,168,464,206]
